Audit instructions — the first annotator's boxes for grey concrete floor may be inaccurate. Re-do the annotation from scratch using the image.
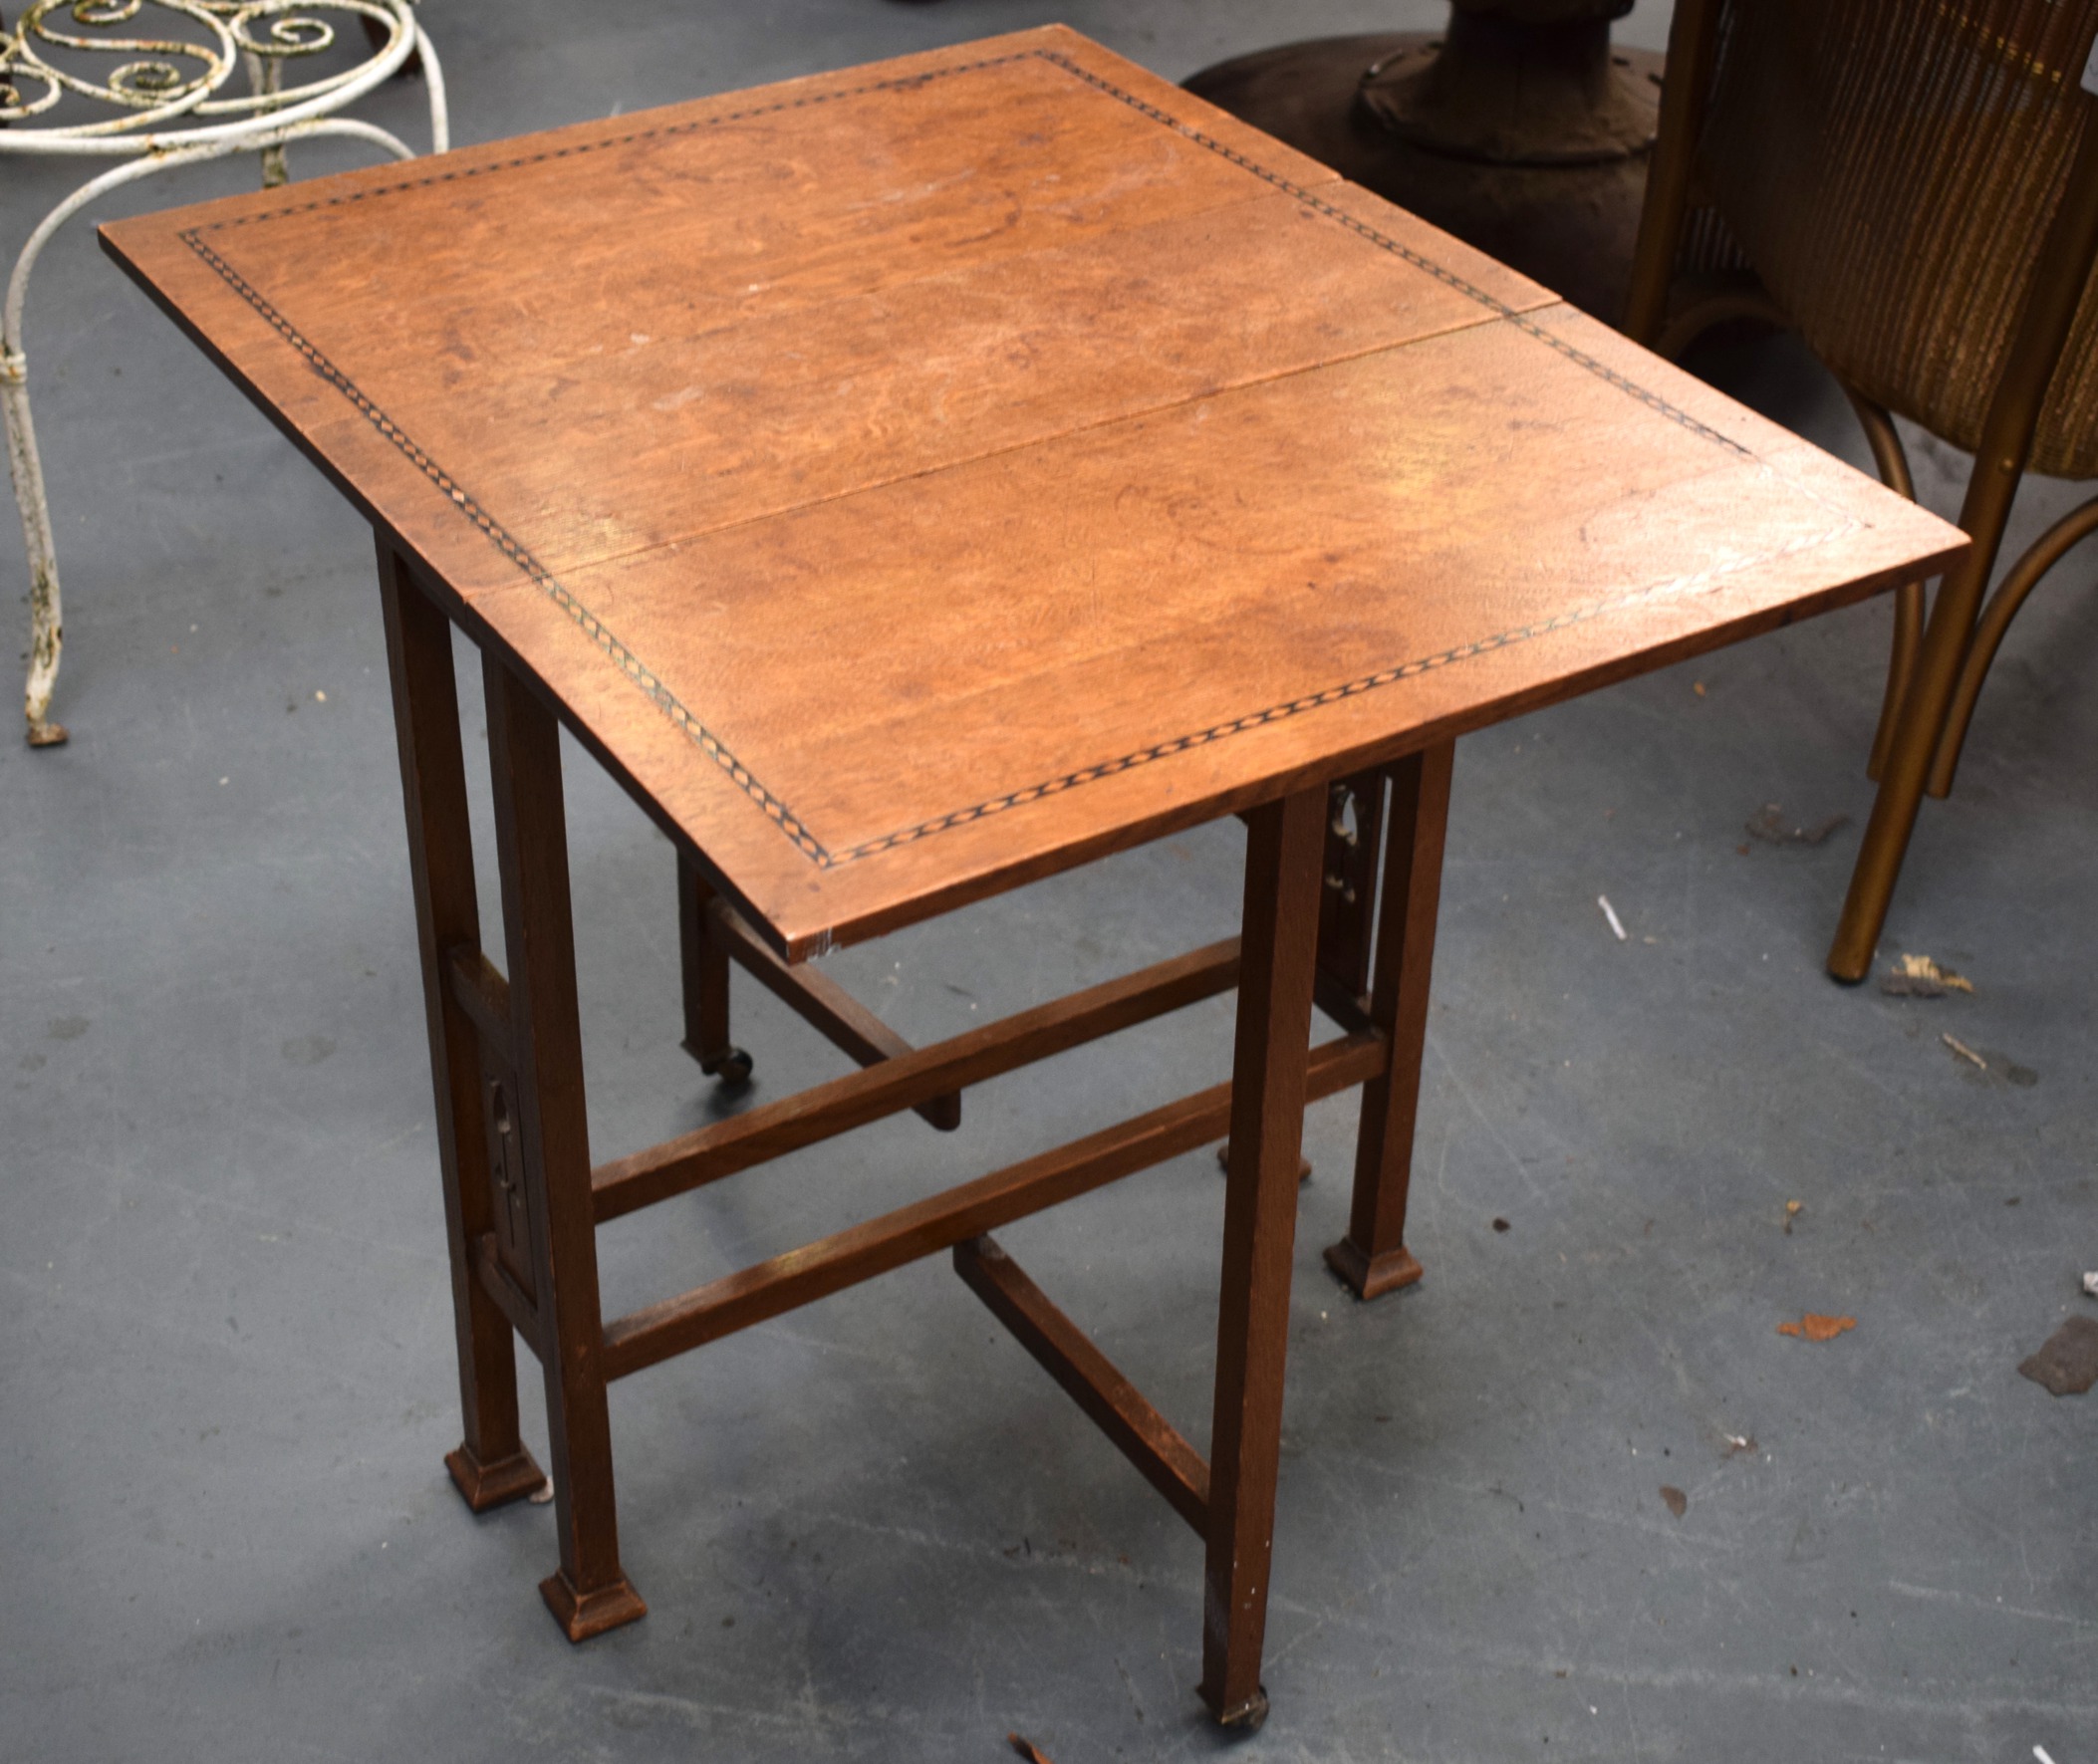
[3,4,2095,1760]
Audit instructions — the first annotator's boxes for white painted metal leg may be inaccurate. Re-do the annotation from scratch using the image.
[2,0,440,746]
[250,51,292,188]
[418,26,451,155]
[3,332,65,746]
[5,122,418,746]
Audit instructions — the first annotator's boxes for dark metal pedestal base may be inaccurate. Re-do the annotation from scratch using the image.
[1183,34,1662,322]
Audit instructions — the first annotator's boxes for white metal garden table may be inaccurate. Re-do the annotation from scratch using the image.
[1,0,447,746]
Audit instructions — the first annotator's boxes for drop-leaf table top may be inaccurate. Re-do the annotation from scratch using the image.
[102,25,1965,960]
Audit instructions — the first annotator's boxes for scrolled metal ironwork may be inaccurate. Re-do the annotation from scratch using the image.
[0,0,445,744]
[227,7,341,60]
[0,0,418,145]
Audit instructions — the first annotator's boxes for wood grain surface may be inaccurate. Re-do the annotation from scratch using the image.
[102,25,1966,959]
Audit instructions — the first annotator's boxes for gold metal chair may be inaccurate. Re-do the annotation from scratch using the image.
[1624,0,2098,981]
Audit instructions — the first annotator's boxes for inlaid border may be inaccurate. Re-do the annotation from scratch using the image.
[180,43,1850,871]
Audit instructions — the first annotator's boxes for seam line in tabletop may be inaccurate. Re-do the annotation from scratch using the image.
[172,43,1859,878]
[319,187,1534,594]
[1032,52,1752,462]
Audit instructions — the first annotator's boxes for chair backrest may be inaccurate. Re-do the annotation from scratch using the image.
[1695,0,2098,478]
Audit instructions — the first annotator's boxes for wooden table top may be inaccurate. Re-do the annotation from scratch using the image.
[104,26,1965,960]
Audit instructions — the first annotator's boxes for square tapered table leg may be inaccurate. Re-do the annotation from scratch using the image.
[1200,787,1325,1725]
[480,650,648,1640]
[1325,740,1453,1302]
[378,546,545,1513]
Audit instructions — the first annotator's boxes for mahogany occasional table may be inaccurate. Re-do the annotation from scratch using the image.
[101,27,1963,1727]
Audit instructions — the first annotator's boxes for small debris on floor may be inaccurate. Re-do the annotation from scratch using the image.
[1881,953,1973,997]
[1008,1734,1057,1764]
[1693,681,1706,697]
[1597,895,1627,941]
[1492,1217,1511,1233]
[1783,1200,1803,1235]
[1746,803,1850,846]
[2018,1316,2098,1397]
[2082,1272,2098,1300]
[1938,1036,2041,1087]
[1660,1485,1688,1518]
[1777,1314,1856,1343]
[1942,1033,1987,1071]
[527,1480,554,1505]
[1724,1433,1757,1456]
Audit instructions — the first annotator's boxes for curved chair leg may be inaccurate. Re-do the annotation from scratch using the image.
[5,121,420,748]
[1926,491,2098,797]
[1835,385,1927,780]
[1827,497,2017,978]
[1649,285,1791,363]
[1621,0,1723,343]
[1828,105,2098,982]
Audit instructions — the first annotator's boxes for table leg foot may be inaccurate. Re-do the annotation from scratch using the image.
[696,1043,754,1086]
[1326,744,1449,1310]
[539,1568,648,1641]
[677,854,752,1087]
[444,1442,548,1513]
[1323,1236,1423,1301]
[1207,1684,1270,1731]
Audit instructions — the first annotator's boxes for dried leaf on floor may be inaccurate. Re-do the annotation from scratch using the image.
[1783,1199,1803,1235]
[2018,1316,2098,1397]
[1660,1485,1688,1518]
[1881,953,1973,998]
[1746,804,1850,847]
[527,1480,555,1505]
[1777,1314,1856,1343]
[1008,1735,1057,1764]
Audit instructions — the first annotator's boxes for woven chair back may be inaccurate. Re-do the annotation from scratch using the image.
[1697,0,2098,478]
